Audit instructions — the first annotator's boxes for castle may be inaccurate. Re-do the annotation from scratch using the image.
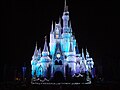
[31,0,94,81]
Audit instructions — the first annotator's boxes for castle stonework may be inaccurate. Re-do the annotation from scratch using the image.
[31,0,94,82]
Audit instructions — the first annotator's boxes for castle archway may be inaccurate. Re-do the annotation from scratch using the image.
[53,71,64,82]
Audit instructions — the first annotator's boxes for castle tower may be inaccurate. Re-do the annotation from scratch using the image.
[61,0,71,53]
[62,0,69,32]
[31,42,38,78]
[67,42,76,76]
[54,23,61,39]
[38,48,41,60]
[69,21,72,36]
[42,36,49,56]
[86,48,94,70]
[36,48,42,77]
[86,48,90,59]
[41,37,51,77]
[50,21,56,56]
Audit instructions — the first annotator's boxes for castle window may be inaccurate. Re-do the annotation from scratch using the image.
[59,60,62,65]
[56,35,59,38]
[55,60,62,65]
[56,28,59,34]
[55,60,59,65]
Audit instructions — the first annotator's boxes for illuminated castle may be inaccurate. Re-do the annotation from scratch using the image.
[31,0,94,81]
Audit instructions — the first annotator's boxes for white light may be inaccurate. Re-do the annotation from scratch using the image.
[57,54,61,58]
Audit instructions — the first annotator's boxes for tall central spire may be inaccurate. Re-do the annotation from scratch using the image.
[62,0,70,33]
[64,0,68,12]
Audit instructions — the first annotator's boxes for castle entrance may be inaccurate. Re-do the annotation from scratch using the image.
[54,71,64,82]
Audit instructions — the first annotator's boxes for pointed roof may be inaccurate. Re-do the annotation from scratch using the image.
[50,21,54,34]
[43,36,48,52]
[64,0,68,12]
[69,21,72,33]
[59,17,61,24]
[35,42,37,50]
[58,17,62,30]
[86,48,88,54]
[54,22,56,29]
[57,47,61,53]
[34,42,38,56]
[86,47,90,58]
[38,48,41,56]
[82,48,85,59]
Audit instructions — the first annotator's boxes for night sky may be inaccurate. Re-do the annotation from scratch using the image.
[1,0,119,82]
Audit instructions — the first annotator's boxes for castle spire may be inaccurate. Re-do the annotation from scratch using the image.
[38,48,41,56]
[59,17,61,24]
[64,0,68,12]
[69,21,72,33]
[42,36,49,56]
[62,0,70,33]
[86,47,89,58]
[50,21,54,33]
[59,17,62,29]
[55,21,56,27]
[34,42,38,56]
[35,42,37,50]
[82,48,85,60]
[43,36,48,52]
[57,47,61,53]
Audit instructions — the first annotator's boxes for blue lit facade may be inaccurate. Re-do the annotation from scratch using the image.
[31,1,94,81]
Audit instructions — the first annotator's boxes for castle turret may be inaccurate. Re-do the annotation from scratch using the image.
[42,36,49,56]
[33,42,38,57]
[58,17,62,37]
[80,48,88,72]
[50,21,56,55]
[85,48,94,69]
[85,48,94,79]
[55,23,61,39]
[31,42,38,78]
[62,0,69,32]
[82,48,85,60]
[86,48,90,59]
[50,21,54,34]
[36,48,42,77]
[38,48,41,60]
[41,37,51,77]
[69,21,72,36]
[67,42,76,76]
[61,0,71,52]
[59,17,61,28]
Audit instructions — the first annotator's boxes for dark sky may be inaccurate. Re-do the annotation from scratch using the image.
[1,0,119,82]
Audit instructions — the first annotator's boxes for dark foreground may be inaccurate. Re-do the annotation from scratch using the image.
[0,81,119,90]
